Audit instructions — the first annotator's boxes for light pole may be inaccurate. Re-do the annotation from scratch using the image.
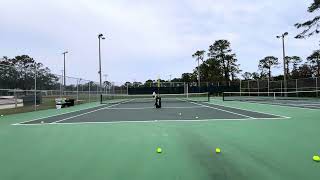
[62,51,68,93]
[276,32,288,93]
[98,34,106,94]
[34,63,37,111]
[197,59,200,92]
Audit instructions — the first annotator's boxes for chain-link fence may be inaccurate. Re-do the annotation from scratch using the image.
[3,62,318,115]
[0,63,105,115]
[240,77,319,93]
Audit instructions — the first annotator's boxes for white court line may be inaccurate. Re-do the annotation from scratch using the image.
[50,100,133,124]
[189,101,255,119]
[12,100,132,126]
[12,116,290,126]
[241,101,320,111]
[12,99,291,127]
[107,107,205,110]
[203,102,290,119]
[11,103,107,125]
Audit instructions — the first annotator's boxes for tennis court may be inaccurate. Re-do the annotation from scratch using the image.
[0,93,319,180]
[223,90,320,109]
[14,94,284,125]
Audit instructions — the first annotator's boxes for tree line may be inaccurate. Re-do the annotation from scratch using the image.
[0,55,101,91]
[171,0,320,84]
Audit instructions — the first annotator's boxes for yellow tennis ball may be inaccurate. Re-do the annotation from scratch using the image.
[313,155,320,162]
[215,148,221,153]
[156,147,162,153]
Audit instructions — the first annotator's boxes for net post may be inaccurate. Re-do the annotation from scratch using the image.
[273,92,276,100]
[222,92,225,101]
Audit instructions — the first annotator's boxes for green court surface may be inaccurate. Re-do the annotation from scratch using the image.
[0,99,319,180]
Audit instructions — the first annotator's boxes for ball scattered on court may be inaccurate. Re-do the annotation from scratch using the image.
[215,148,221,153]
[0,115,3,117]
[313,155,320,162]
[156,147,162,153]
[179,113,182,116]
[41,121,44,124]
[195,116,199,119]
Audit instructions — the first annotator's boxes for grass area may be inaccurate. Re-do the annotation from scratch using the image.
[0,99,319,180]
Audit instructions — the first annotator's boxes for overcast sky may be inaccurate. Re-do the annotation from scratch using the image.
[0,0,319,83]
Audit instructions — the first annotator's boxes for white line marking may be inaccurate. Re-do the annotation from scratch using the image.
[106,106,205,110]
[203,102,290,119]
[50,100,133,124]
[11,103,106,125]
[189,102,255,119]
[239,101,320,111]
[12,117,290,126]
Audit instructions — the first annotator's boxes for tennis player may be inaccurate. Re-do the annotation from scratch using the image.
[155,94,161,108]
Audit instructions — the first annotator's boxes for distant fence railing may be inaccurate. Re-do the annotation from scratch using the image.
[240,77,319,93]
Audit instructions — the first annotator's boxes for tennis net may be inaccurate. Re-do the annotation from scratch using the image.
[101,92,210,104]
[223,90,320,102]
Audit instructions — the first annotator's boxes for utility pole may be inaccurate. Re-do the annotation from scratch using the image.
[98,34,106,94]
[277,32,288,93]
[197,58,201,92]
[62,51,68,93]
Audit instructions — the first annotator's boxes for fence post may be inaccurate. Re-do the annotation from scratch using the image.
[257,80,260,94]
[248,80,250,95]
[97,85,99,101]
[88,82,91,103]
[280,80,283,94]
[14,89,17,108]
[127,84,129,95]
[268,78,270,96]
[76,78,79,104]
[60,71,63,98]
[296,79,298,97]
[239,80,242,95]
[316,77,318,97]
